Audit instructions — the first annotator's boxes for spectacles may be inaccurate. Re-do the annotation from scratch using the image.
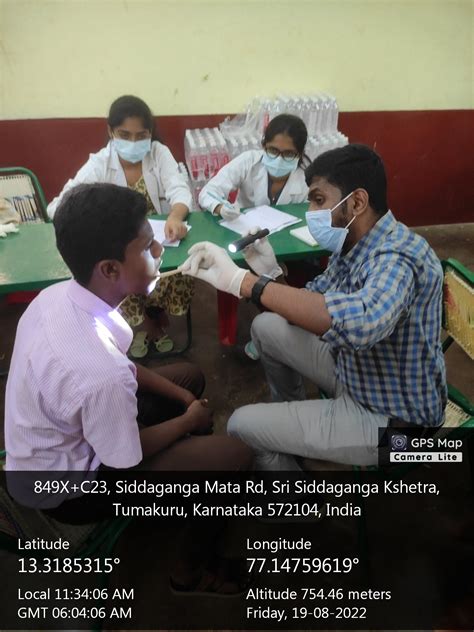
[264,146,299,162]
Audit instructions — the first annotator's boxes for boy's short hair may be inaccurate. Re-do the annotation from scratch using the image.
[54,183,148,285]
[305,144,388,215]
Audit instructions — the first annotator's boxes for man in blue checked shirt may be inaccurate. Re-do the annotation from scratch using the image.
[181,144,447,469]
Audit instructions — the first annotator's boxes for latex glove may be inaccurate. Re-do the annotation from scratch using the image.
[220,202,241,222]
[165,216,188,242]
[243,226,283,279]
[180,241,247,298]
[0,223,19,238]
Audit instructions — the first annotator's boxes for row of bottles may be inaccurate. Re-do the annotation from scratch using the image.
[183,94,348,206]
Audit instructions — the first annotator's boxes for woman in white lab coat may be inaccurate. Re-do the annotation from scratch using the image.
[48,95,193,356]
[199,114,309,220]
[199,114,309,359]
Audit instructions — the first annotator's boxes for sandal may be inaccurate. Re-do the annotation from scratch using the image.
[129,331,149,358]
[170,557,253,598]
[244,340,260,361]
[154,334,174,353]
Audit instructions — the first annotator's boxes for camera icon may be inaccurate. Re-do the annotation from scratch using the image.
[391,434,408,451]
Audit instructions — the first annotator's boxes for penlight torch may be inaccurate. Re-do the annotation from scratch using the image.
[228,229,270,253]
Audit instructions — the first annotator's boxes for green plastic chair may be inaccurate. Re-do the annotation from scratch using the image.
[0,167,49,375]
[442,258,474,410]
[0,166,48,223]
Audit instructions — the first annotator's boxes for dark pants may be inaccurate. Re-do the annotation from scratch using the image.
[44,363,253,524]
[136,362,205,426]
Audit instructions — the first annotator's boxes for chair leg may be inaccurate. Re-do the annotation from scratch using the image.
[217,291,239,345]
[147,308,193,359]
[182,307,193,353]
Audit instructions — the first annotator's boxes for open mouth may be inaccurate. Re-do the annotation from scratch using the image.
[153,256,163,278]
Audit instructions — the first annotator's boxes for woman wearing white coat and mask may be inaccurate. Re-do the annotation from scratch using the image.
[47,95,193,357]
[199,114,310,359]
[199,114,309,220]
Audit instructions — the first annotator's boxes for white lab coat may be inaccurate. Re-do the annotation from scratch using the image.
[199,149,308,213]
[47,141,192,218]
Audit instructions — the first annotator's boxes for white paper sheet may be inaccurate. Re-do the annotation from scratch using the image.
[148,219,191,247]
[219,205,301,236]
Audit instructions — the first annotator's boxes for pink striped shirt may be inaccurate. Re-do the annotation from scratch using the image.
[5,280,142,477]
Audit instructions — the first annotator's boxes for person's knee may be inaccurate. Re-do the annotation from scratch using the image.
[227,406,256,442]
[171,362,205,397]
[226,411,255,469]
[187,363,206,397]
[251,312,285,351]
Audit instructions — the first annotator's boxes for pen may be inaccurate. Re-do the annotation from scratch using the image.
[206,191,234,210]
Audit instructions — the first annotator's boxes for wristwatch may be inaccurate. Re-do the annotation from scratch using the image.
[251,275,274,308]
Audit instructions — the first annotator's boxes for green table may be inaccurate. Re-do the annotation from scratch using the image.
[0,204,326,343]
[0,223,69,293]
[162,203,323,268]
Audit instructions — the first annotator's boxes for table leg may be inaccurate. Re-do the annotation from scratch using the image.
[217,290,239,346]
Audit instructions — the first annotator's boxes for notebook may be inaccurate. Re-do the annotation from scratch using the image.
[220,205,301,236]
[289,226,318,247]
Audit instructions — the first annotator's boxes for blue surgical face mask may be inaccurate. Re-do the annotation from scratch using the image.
[113,138,151,163]
[262,153,299,178]
[306,191,355,254]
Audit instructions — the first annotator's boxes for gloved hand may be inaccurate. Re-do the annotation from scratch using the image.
[243,226,283,279]
[0,223,19,238]
[219,202,241,222]
[180,241,247,298]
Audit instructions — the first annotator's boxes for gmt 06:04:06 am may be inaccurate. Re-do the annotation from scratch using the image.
[17,606,132,621]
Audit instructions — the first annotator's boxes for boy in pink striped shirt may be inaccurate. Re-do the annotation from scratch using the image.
[6,183,252,524]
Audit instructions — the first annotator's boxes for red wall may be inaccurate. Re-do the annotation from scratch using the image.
[1,110,472,226]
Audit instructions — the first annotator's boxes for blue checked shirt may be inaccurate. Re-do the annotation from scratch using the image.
[307,211,447,425]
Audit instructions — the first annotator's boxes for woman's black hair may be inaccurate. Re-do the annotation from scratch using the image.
[54,183,148,285]
[262,113,310,167]
[107,95,161,141]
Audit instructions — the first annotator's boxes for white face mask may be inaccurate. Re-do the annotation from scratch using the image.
[305,191,355,254]
[113,138,151,163]
[262,153,299,178]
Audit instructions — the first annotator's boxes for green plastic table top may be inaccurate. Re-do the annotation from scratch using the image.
[0,203,326,295]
